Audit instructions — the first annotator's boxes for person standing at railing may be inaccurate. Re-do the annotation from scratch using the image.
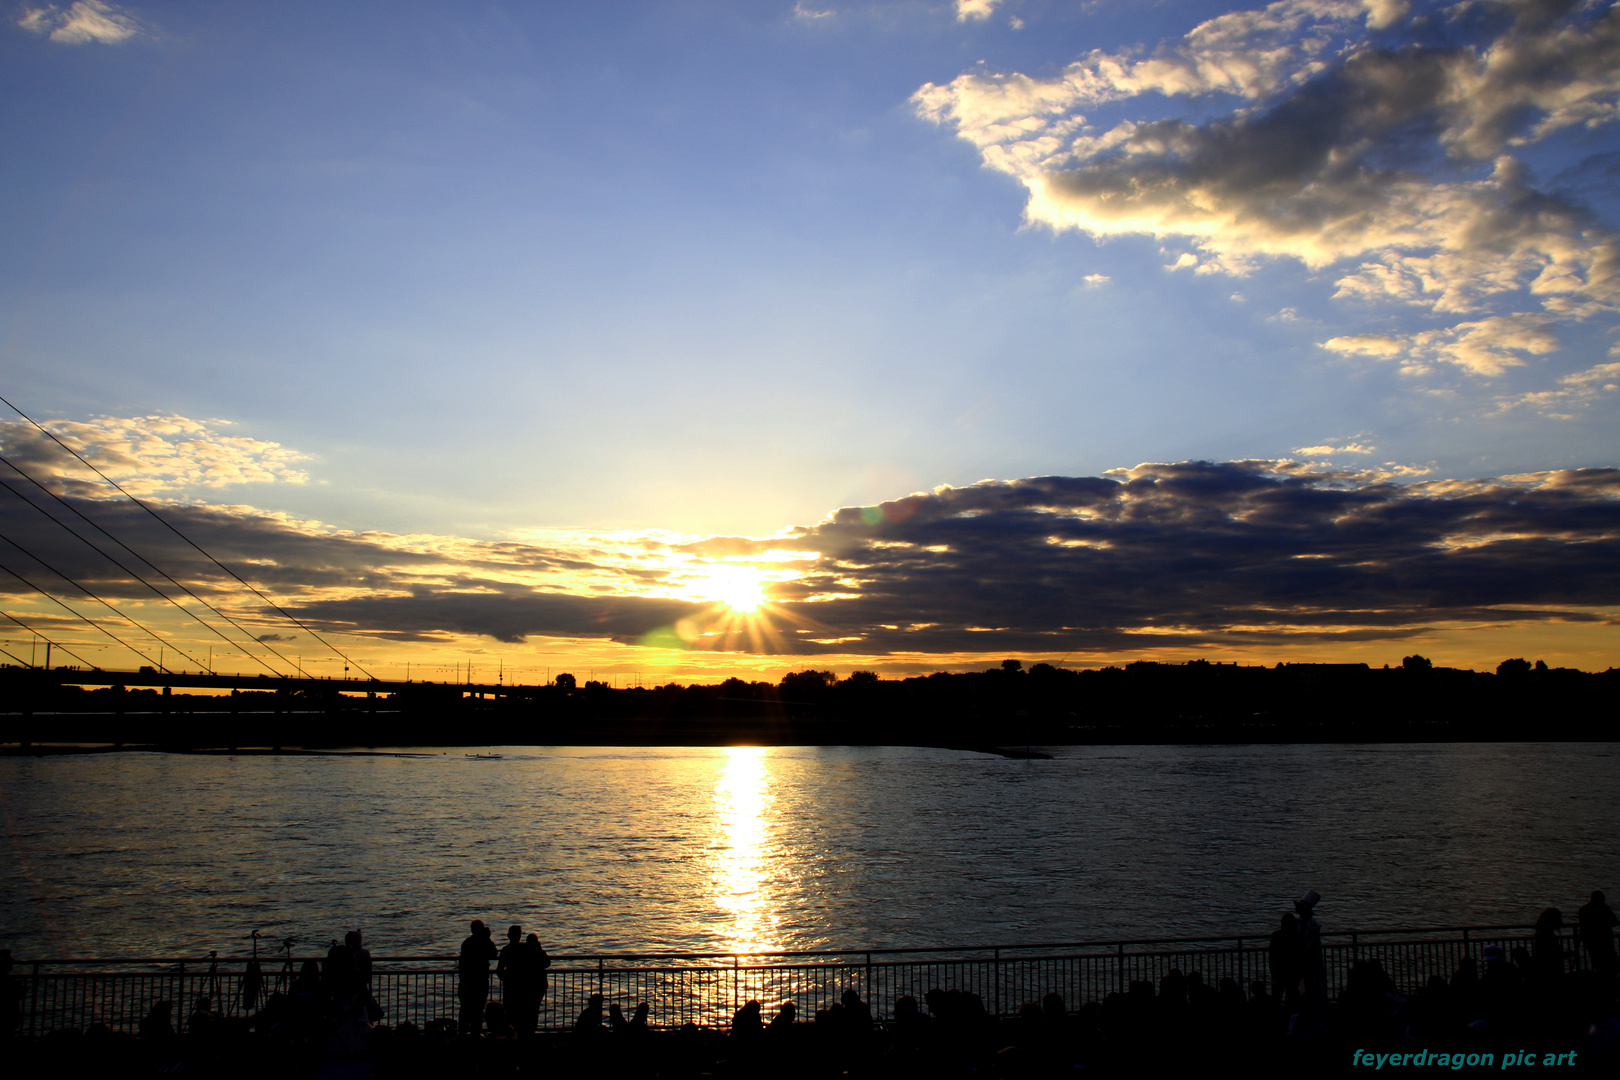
[1578,891,1618,979]
[496,927,549,1037]
[523,934,550,1016]
[1269,913,1300,1006]
[457,919,499,1035]
[344,930,372,989]
[1532,908,1564,989]
[496,925,526,1028]
[1295,890,1325,1007]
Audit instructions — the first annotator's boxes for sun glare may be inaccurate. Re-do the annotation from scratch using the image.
[694,564,768,613]
[712,746,777,952]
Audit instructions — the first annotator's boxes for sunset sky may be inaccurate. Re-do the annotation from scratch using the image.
[1,0,1617,682]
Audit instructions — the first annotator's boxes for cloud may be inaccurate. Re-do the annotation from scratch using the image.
[914,0,1620,384]
[1321,333,1404,358]
[1080,273,1110,287]
[0,414,310,498]
[956,0,1002,22]
[1325,313,1560,375]
[1294,441,1374,455]
[1496,359,1620,417]
[7,459,1613,659]
[791,2,834,20]
[18,1,144,44]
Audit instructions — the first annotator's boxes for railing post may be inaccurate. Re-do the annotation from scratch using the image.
[29,962,40,1038]
[1117,943,1125,997]
[993,948,1001,1019]
[732,954,739,1017]
[865,952,873,1017]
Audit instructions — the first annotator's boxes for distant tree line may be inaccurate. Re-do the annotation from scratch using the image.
[2,654,1614,749]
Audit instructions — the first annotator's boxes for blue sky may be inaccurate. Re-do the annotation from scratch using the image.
[1,1,1617,678]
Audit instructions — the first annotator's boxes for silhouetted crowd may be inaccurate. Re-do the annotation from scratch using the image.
[3,892,1618,1077]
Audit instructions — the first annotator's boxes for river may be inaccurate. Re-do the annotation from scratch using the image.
[1,743,1614,960]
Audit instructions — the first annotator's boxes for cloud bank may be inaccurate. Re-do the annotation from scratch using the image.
[914,0,1620,387]
[4,456,1613,659]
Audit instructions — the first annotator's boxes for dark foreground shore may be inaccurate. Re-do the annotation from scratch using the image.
[9,964,1617,1079]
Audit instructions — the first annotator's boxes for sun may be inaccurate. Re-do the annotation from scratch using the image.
[693,564,768,613]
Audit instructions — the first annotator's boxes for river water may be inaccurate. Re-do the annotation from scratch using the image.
[1,743,1615,960]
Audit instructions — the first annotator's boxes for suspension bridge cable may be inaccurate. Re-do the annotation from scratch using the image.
[0,601,98,668]
[0,641,35,668]
[0,533,198,670]
[0,461,297,678]
[0,395,374,680]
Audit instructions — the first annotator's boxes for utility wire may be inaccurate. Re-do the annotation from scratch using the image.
[0,395,373,679]
[0,460,297,678]
[0,532,198,670]
[0,594,99,668]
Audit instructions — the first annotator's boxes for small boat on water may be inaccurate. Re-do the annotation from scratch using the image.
[466,752,503,760]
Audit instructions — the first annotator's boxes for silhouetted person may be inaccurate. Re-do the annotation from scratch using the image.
[497,925,543,1036]
[458,919,499,1035]
[1404,974,1451,1044]
[1295,890,1325,1007]
[886,995,927,1054]
[322,938,382,1056]
[839,988,873,1035]
[324,966,378,1060]
[286,959,326,1049]
[1478,943,1526,1032]
[1269,913,1300,1005]
[187,994,220,1041]
[324,941,361,999]
[768,1000,798,1040]
[1579,891,1618,978]
[731,998,764,1043]
[525,934,551,1026]
[1159,968,1187,1013]
[139,1000,175,1042]
[345,929,372,988]
[574,993,606,1038]
[483,1000,515,1039]
[1533,907,1565,987]
[1449,956,1480,1023]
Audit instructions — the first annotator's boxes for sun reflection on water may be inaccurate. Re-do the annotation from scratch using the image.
[711,746,778,953]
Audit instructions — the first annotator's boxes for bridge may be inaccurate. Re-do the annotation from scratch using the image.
[0,664,532,698]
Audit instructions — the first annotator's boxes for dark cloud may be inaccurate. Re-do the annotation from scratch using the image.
[286,589,706,646]
[9,460,1612,657]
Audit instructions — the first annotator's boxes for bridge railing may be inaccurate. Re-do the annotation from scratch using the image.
[11,924,1596,1036]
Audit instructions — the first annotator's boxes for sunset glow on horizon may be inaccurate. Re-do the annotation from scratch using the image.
[0,1,1614,680]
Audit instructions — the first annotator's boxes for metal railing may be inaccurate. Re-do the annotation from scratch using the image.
[10,924,1597,1037]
